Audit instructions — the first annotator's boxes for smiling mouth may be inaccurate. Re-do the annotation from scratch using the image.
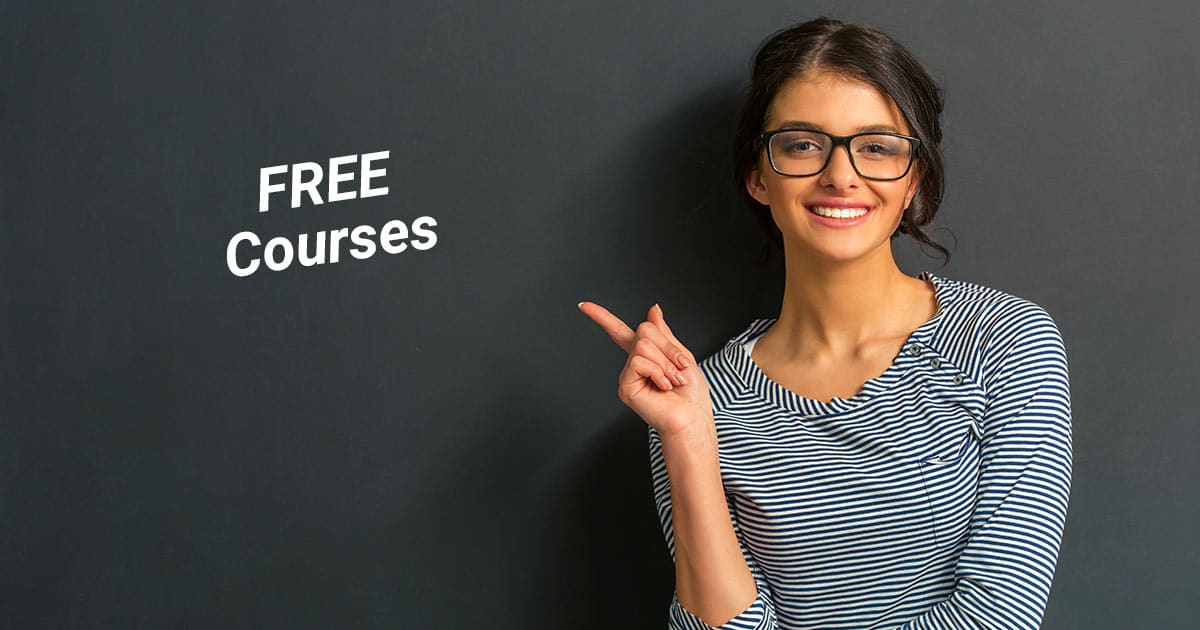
[807,205,870,219]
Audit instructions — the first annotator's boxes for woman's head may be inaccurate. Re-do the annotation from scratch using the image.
[732,18,949,263]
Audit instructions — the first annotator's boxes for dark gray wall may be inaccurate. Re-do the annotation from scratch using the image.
[2,1,1196,627]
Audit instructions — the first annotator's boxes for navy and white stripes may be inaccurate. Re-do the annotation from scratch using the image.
[649,272,1072,629]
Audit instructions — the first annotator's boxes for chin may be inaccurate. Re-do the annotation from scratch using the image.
[785,237,893,265]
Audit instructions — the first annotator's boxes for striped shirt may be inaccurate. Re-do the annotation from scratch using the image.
[649,272,1072,629]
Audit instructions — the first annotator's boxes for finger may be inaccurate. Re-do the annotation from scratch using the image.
[623,354,674,391]
[633,321,691,381]
[646,304,694,370]
[633,335,688,387]
[578,301,635,353]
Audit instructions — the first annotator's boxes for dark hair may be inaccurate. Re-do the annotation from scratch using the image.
[732,18,950,264]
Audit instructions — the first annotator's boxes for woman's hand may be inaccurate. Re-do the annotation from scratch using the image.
[578,302,713,439]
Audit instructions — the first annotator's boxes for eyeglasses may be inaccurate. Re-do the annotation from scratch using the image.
[760,129,920,181]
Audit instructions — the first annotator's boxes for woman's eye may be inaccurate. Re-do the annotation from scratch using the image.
[857,142,900,159]
[780,137,824,154]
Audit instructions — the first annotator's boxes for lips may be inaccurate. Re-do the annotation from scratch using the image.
[803,201,874,227]
[808,206,869,219]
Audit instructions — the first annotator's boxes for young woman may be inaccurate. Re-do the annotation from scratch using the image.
[579,18,1071,630]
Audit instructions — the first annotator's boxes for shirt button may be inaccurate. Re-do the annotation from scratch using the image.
[952,374,964,385]
[929,358,941,368]
[906,344,920,355]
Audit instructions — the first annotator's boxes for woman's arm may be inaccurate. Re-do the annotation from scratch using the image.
[648,396,779,629]
[578,301,773,628]
[652,420,768,628]
[897,303,1072,629]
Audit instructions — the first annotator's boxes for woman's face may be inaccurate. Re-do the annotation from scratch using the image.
[746,72,919,265]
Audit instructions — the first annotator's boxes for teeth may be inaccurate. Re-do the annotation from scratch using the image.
[810,206,869,219]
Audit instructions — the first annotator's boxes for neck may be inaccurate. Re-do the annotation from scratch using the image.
[771,243,916,356]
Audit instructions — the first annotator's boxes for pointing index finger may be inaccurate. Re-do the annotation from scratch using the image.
[578,301,635,353]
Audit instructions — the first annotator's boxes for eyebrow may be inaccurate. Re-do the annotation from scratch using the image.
[773,120,906,134]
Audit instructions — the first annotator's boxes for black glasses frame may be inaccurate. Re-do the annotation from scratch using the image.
[759,129,921,181]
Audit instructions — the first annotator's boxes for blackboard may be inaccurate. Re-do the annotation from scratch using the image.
[3,1,1197,627]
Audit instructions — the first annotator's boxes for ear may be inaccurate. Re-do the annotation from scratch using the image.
[902,165,921,210]
[746,166,771,206]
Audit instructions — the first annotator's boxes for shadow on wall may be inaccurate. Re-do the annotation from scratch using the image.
[536,417,675,627]
[392,77,784,628]
[562,76,785,353]
[532,80,779,627]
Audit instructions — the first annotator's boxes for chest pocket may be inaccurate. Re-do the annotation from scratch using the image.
[918,422,982,549]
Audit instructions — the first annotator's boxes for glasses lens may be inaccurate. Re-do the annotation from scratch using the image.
[849,134,914,180]
[768,131,830,177]
[767,132,915,179]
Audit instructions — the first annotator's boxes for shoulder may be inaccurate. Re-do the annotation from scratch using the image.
[931,276,1068,406]
[933,275,1065,358]
[695,318,773,408]
[696,318,771,373]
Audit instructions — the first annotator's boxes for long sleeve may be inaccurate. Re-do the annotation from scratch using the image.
[897,304,1073,629]
[649,426,779,630]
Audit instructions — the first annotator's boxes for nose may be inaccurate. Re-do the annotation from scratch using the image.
[818,146,860,191]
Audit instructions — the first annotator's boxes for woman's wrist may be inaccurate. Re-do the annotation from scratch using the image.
[658,416,720,470]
